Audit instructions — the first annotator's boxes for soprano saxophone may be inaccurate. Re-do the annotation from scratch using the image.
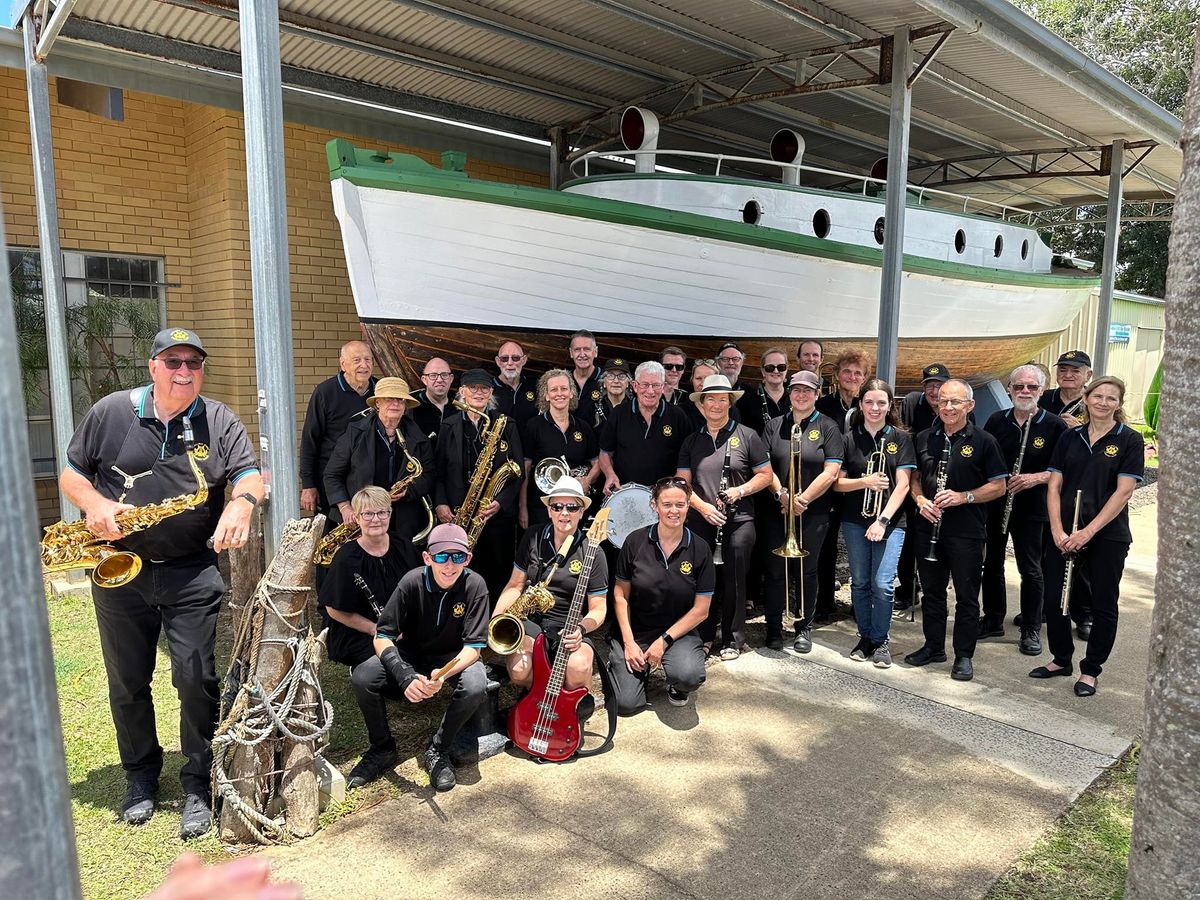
[453,400,522,549]
[41,416,209,588]
[313,431,430,566]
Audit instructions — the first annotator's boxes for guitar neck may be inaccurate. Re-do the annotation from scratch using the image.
[545,536,600,695]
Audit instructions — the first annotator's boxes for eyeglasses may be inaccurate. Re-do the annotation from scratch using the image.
[717,355,743,364]
[358,510,391,520]
[937,398,970,408]
[548,502,583,513]
[762,364,788,374]
[661,362,686,371]
[159,357,204,370]
[1011,383,1040,392]
[635,381,664,389]
[423,372,452,380]
[430,550,468,564]
[497,355,524,363]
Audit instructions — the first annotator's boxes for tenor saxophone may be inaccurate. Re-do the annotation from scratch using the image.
[41,416,209,588]
[452,400,522,549]
[313,431,429,566]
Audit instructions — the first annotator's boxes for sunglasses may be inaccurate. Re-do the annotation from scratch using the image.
[1011,383,1040,392]
[655,476,688,489]
[762,364,788,373]
[358,510,391,520]
[548,502,582,513]
[159,358,204,371]
[662,362,686,371]
[694,358,717,368]
[497,355,524,362]
[430,550,468,564]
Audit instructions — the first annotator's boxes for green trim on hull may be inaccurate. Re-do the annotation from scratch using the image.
[327,139,1100,291]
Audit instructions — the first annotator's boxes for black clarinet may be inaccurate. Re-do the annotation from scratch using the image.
[923,435,953,563]
[353,574,384,619]
[760,387,772,431]
[713,438,734,566]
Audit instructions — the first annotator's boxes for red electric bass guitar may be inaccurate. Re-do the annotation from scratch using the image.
[508,509,610,762]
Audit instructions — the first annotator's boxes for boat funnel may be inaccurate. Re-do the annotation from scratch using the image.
[769,129,805,185]
[621,107,660,173]
[868,157,888,196]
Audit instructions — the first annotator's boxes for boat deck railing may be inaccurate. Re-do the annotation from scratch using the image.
[572,150,1029,223]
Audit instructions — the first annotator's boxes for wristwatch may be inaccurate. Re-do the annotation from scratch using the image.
[878,515,891,527]
[236,491,259,508]
[662,633,676,648]
[965,491,976,504]
[773,489,783,501]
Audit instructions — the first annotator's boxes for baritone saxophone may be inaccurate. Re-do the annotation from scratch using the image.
[452,400,522,549]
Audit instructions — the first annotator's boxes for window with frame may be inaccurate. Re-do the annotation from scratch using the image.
[12,248,165,477]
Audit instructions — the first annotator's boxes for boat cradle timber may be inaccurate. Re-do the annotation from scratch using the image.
[326,118,1097,390]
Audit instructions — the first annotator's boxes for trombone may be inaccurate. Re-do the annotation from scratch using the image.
[773,423,809,621]
[861,444,889,518]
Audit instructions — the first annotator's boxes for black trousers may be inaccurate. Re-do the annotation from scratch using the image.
[981,515,1046,628]
[816,501,842,613]
[350,654,488,752]
[606,632,706,714]
[762,509,829,635]
[693,517,755,650]
[1043,539,1129,678]
[914,528,985,657]
[893,515,919,607]
[91,553,225,794]
[472,514,518,609]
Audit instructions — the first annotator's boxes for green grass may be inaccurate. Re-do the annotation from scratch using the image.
[986,745,1138,900]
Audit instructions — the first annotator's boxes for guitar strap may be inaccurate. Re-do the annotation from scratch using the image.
[574,655,618,758]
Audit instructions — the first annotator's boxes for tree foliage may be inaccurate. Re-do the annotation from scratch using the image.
[1014,0,1193,297]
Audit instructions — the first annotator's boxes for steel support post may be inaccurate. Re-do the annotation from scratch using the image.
[875,26,912,386]
[239,0,298,560]
[1093,139,1125,374]
[0,188,82,900]
[23,12,77,522]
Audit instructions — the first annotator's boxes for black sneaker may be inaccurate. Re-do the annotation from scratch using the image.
[120,779,158,826]
[347,744,398,789]
[179,792,212,840]
[871,641,893,669]
[423,744,456,792]
[1019,628,1042,656]
[666,686,689,707]
[793,628,813,653]
[849,638,872,662]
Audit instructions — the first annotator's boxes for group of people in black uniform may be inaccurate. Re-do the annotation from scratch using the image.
[60,327,1144,834]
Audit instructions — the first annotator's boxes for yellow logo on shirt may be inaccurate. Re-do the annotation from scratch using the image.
[960,445,974,458]
[568,559,583,575]
[452,602,465,618]
[526,391,535,401]
[573,431,583,442]
[730,436,741,449]
[192,443,210,460]
[886,442,898,454]
[680,561,693,575]
[1104,444,1119,457]
[171,329,189,341]
[663,425,673,437]
[591,390,601,400]
[1033,437,1046,449]
[808,429,820,441]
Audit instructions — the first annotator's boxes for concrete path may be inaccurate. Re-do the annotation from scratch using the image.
[267,504,1156,899]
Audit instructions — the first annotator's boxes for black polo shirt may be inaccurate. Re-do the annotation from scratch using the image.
[984,408,1068,524]
[901,390,937,435]
[492,374,539,432]
[614,524,715,642]
[514,525,609,631]
[573,370,604,429]
[410,388,452,444]
[841,424,917,532]
[914,422,1008,540]
[1038,388,1086,419]
[299,372,376,505]
[763,410,845,517]
[1047,423,1143,543]
[736,385,788,434]
[665,387,688,406]
[66,385,258,562]
[523,412,598,471]
[319,539,409,666]
[815,392,857,429]
[376,566,490,664]
[677,420,771,524]
[600,397,691,486]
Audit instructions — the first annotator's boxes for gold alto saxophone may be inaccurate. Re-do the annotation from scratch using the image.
[487,533,574,654]
[313,431,431,566]
[453,400,522,548]
[41,416,209,588]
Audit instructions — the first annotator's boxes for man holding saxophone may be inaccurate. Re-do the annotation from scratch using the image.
[58,328,262,839]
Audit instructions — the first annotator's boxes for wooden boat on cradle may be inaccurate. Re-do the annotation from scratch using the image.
[326,111,1097,390]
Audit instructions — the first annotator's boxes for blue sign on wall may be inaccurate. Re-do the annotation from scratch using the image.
[1110,322,1132,344]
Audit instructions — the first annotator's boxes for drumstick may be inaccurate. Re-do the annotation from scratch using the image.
[430,660,457,681]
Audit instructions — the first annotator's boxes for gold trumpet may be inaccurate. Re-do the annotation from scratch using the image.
[861,444,889,518]
[773,423,809,619]
[487,534,574,654]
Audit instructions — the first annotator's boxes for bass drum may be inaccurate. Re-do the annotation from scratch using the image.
[600,483,656,548]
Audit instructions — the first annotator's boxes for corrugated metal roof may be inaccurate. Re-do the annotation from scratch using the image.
[42,0,1182,207]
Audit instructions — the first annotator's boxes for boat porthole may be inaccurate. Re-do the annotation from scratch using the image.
[994,235,1004,258]
[873,217,885,245]
[813,209,831,238]
[743,200,762,225]
[1021,239,1029,260]
[954,229,966,254]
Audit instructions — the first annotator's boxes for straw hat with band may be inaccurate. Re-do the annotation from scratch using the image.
[540,475,592,511]
[689,372,744,404]
[367,376,420,408]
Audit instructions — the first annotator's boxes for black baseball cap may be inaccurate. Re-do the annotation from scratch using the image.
[921,363,950,383]
[151,327,206,359]
[603,358,631,376]
[716,342,743,356]
[1055,350,1092,369]
[460,368,492,387]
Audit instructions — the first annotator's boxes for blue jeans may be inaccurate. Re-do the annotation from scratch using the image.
[842,521,906,644]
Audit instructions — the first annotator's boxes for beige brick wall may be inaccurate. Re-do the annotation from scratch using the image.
[0,67,549,524]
